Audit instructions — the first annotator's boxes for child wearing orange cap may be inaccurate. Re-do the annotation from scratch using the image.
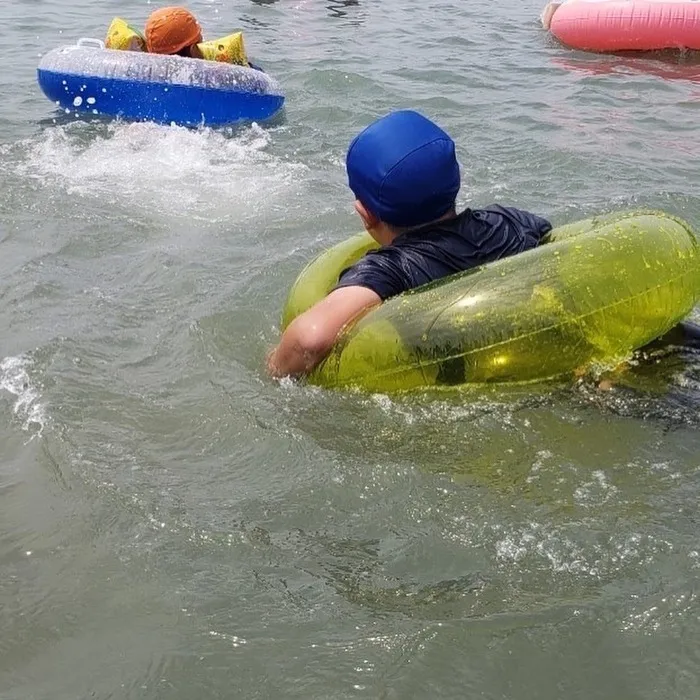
[144,6,204,58]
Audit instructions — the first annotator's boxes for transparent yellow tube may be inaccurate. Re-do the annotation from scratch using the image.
[282,211,700,392]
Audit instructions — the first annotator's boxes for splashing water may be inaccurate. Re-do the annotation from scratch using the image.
[13,120,310,224]
[0,354,47,437]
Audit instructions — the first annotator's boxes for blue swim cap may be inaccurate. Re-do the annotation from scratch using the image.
[346,110,460,228]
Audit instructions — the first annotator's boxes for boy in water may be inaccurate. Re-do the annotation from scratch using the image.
[267,110,552,378]
[144,6,204,58]
[141,6,257,67]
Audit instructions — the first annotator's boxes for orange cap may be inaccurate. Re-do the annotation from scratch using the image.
[145,6,203,55]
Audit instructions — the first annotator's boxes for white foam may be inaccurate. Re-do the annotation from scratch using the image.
[0,355,47,437]
[16,122,309,224]
[496,527,593,575]
[573,469,618,507]
[621,591,697,634]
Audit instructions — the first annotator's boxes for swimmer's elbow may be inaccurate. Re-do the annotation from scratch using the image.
[292,319,337,366]
[268,318,337,379]
[270,289,379,380]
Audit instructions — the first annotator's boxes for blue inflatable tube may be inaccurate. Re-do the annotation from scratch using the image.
[37,39,285,127]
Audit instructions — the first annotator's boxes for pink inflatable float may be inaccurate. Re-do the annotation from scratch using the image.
[541,0,700,52]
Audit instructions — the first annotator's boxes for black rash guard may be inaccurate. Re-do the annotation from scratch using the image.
[335,205,552,300]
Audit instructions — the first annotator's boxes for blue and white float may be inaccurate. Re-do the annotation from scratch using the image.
[37,39,285,127]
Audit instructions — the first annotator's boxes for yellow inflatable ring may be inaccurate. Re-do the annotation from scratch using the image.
[282,211,700,392]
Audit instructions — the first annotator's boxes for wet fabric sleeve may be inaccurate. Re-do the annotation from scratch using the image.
[484,205,553,245]
[334,249,412,301]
